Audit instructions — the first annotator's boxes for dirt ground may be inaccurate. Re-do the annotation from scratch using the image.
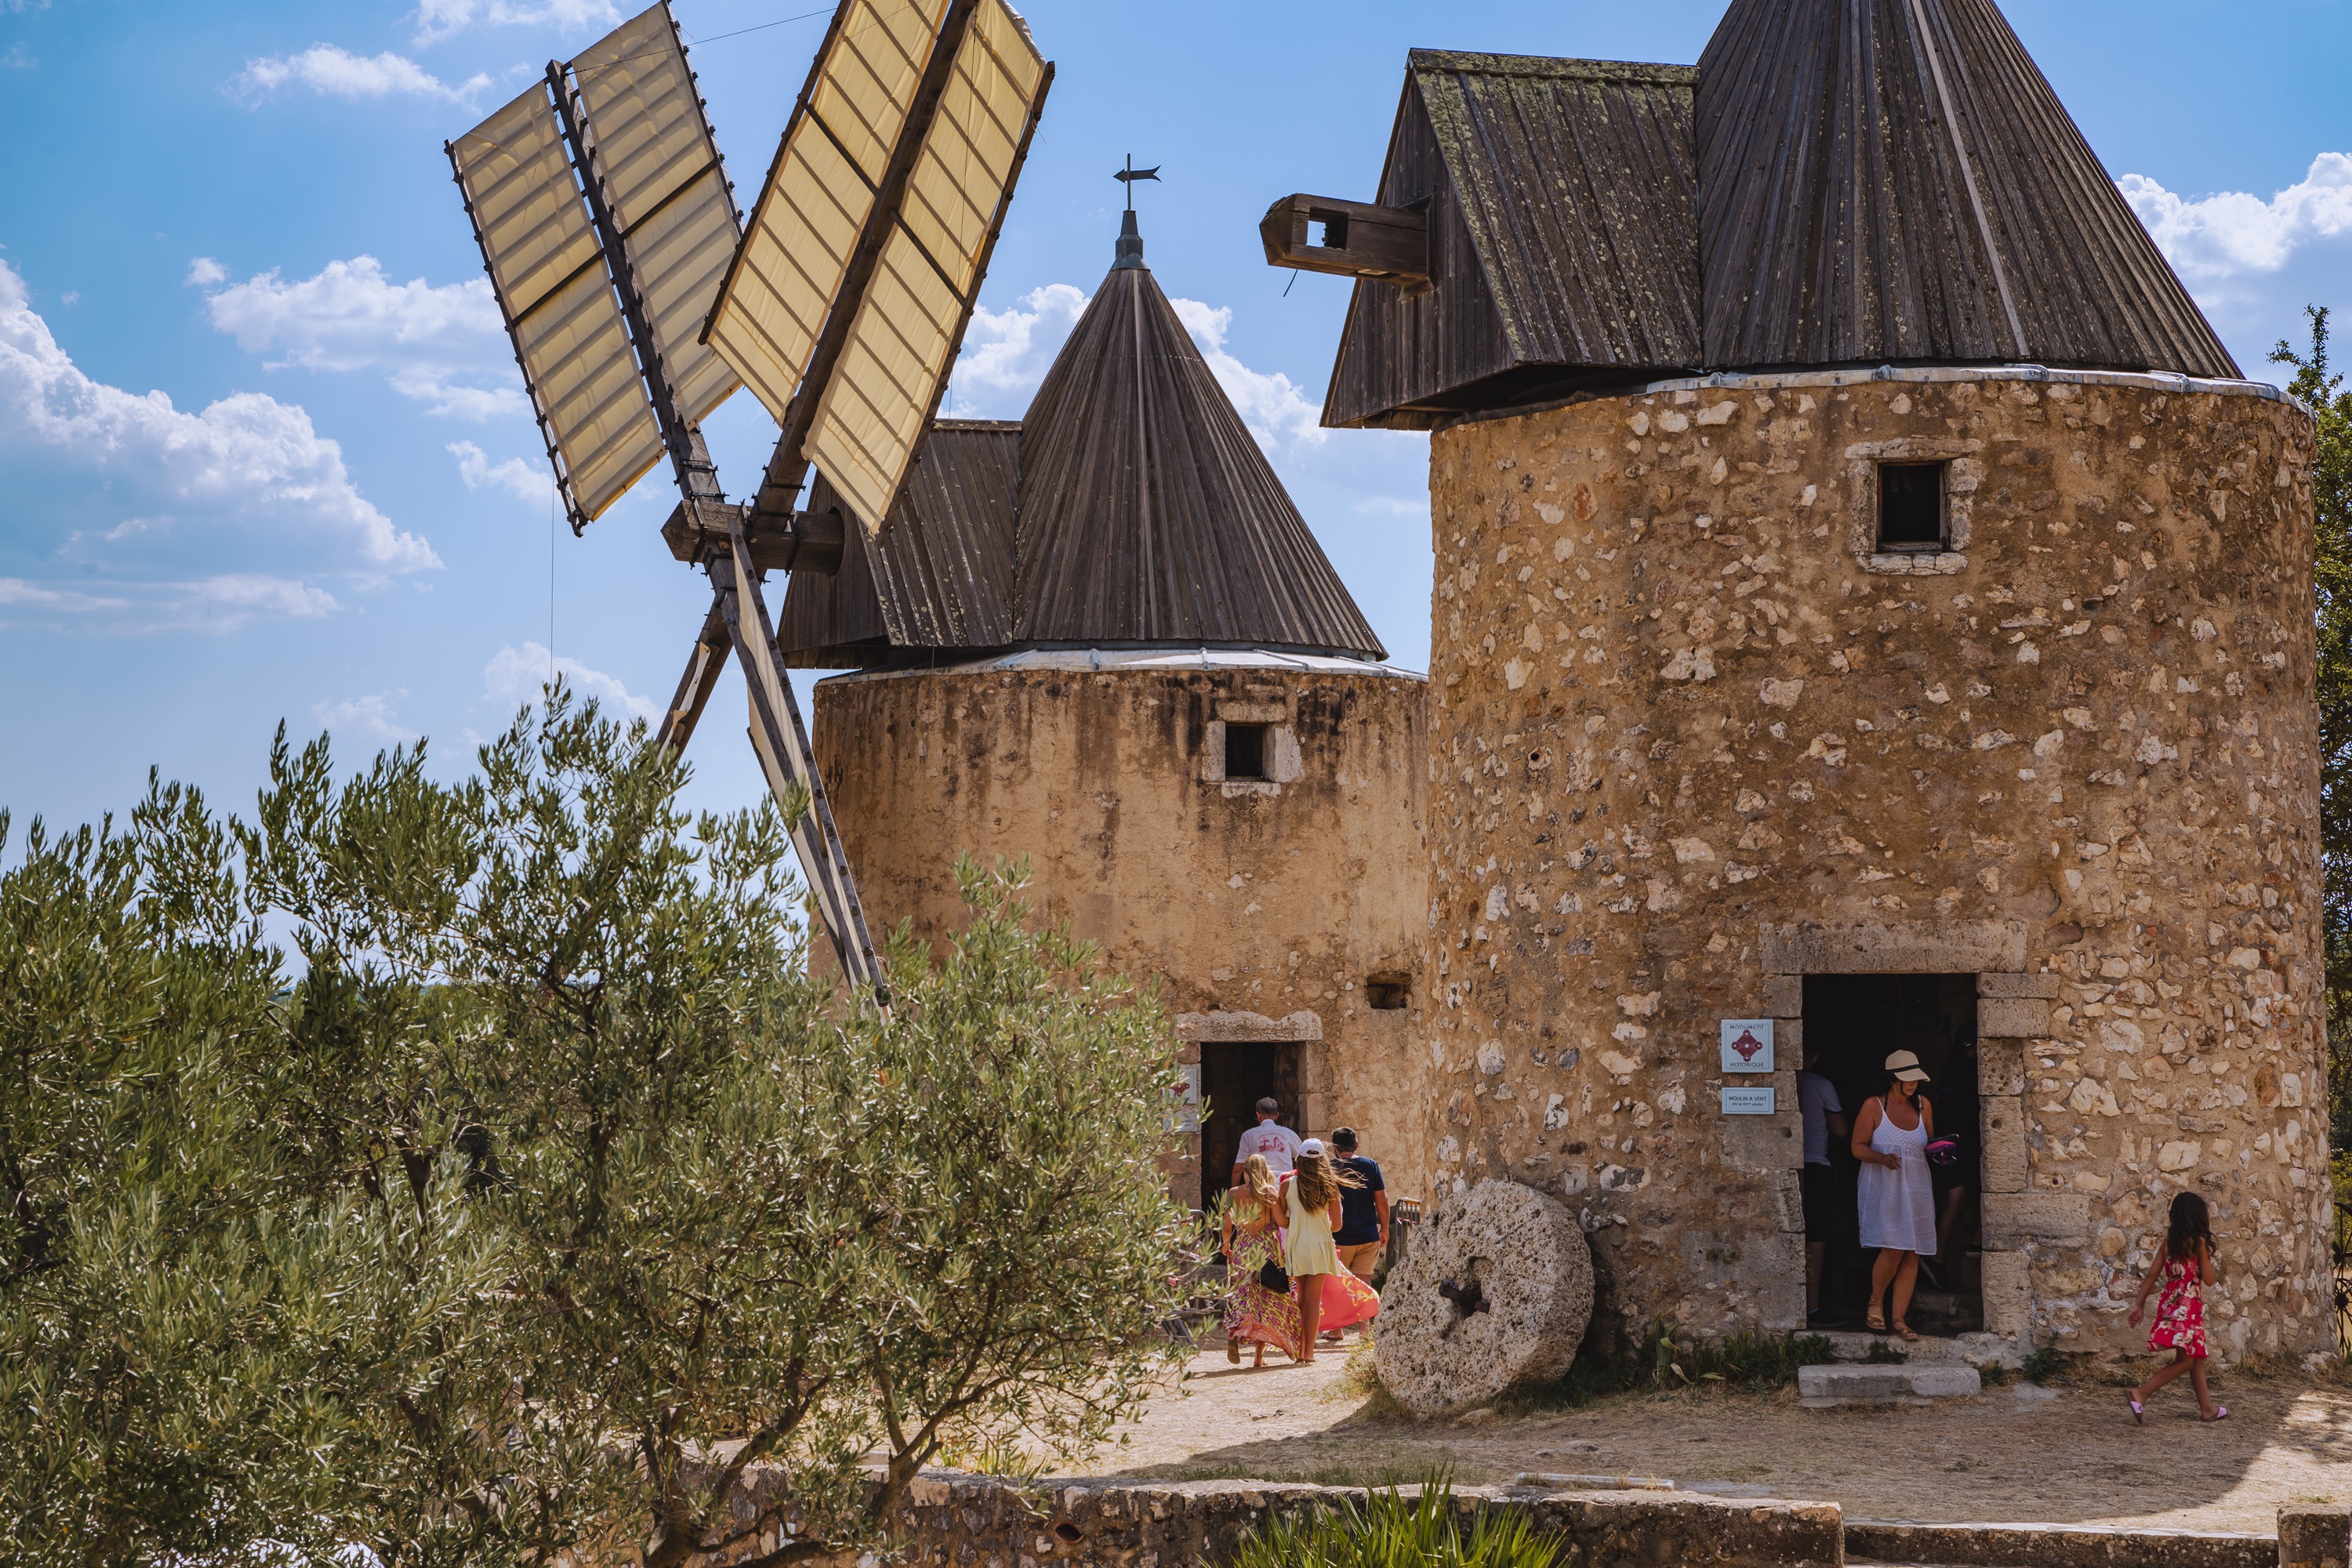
[1072,1340,2352,1536]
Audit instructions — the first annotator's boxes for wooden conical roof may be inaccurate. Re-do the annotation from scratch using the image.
[1012,220,1385,659]
[1696,0,2234,374]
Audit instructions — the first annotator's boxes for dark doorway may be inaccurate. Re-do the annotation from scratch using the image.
[1802,974,1982,1333]
[1199,1040,1301,1214]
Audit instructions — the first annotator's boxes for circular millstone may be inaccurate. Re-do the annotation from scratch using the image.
[1374,1179,1594,1420]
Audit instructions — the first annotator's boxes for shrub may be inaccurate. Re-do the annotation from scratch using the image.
[2023,1338,2068,1384]
[1231,1478,1567,1568]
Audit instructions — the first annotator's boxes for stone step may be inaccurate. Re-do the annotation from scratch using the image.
[1797,1362,1981,1407]
[1817,1329,2019,1367]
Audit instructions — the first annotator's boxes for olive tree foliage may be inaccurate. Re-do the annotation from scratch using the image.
[2272,309,2352,1150]
[0,786,506,1568]
[5,688,1192,1567]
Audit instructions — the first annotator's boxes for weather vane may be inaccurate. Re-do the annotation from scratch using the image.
[1113,153,1160,210]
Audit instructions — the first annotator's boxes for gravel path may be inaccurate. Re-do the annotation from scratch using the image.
[1077,1344,2352,1535]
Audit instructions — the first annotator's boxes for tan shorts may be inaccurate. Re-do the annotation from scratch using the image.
[1337,1242,1383,1282]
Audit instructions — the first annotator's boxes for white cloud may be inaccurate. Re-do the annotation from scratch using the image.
[196,256,524,420]
[57,291,76,305]
[2120,154,2352,281]
[172,575,339,628]
[314,690,418,744]
[0,578,127,613]
[236,45,492,107]
[412,0,619,45]
[449,440,553,505]
[0,257,438,573]
[1353,494,1427,517]
[1168,296,1327,448]
[483,642,658,721]
[2,42,33,69]
[947,283,1089,412]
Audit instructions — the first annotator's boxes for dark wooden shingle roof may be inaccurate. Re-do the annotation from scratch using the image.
[778,226,1385,666]
[1323,0,2238,428]
[1697,0,2237,376]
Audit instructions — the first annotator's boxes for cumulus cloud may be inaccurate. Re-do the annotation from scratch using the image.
[196,255,524,419]
[2120,154,2352,281]
[1168,296,1327,448]
[947,283,1088,411]
[171,575,339,629]
[450,440,553,504]
[236,45,492,107]
[0,257,437,575]
[483,642,658,722]
[314,690,418,744]
[412,0,619,45]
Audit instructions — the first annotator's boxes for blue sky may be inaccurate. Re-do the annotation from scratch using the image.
[2,0,2347,837]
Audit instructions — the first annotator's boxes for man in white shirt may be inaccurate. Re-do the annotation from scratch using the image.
[1232,1097,1302,1188]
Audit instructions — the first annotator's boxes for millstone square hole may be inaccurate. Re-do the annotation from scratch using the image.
[1877,460,1947,550]
[1365,971,1410,1010]
[1436,1258,1489,1338]
[1223,721,1268,780]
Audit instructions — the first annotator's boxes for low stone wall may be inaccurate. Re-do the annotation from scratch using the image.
[677,1474,1841,1566]
[1847,1519,2274,1568]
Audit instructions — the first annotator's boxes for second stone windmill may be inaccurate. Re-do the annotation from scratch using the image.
[445,0,1052,1003]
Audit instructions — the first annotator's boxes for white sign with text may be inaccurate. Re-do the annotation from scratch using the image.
[1719,1018,1775,1074]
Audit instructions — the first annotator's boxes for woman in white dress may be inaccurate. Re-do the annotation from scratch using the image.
[1851,1049,1937,1341]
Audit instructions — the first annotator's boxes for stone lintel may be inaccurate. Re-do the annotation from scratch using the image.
[1174,1009,1322,1043]
[1762,974,1802,1018]
[1760,920,2027,977]
[1978,971,2063,1000]
[1982,1191,2092,1247]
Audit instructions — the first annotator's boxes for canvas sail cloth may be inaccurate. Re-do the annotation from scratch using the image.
[702,0,1048,535]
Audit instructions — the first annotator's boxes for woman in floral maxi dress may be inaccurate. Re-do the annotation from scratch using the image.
[1221,1155,1301,1366]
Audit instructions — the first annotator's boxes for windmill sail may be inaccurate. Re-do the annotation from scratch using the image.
[449,84,666,524]
[702,0,953,423]
[569,6,743,428]
[705,0,1050,535]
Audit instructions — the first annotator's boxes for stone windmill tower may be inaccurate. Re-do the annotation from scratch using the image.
[1263,0,2323,1362]
[779,202,1434,1210]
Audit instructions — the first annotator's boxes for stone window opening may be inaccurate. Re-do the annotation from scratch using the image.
[1366,971,1411,1011]
[1877,461,1948,552]
[1224,722,1269,781]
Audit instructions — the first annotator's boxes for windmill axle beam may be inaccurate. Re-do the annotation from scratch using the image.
[661,502,844,575]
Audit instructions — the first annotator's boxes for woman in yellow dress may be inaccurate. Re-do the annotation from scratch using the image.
[1283,1141,1378,1361]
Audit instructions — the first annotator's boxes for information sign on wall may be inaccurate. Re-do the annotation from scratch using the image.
[1721,1086,1777,1116]
[1719,1018,1775,1074]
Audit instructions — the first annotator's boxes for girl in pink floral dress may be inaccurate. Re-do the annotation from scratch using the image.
[2125,1191,2224,1423]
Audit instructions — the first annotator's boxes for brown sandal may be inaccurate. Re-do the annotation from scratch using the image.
[1893,1320,1920,1342]
[1865,1308,1889,1335]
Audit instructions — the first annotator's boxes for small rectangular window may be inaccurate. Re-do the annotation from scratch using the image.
[1878,462,1946,550]
[1366,972,1410,1011]
[1223,722,1268,781]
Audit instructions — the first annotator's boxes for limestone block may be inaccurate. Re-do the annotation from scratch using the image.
[1752,1233,1806,1330]
[1981,1250,2032,1338]
[1374,1180,1594,1420]
[1977,996,2053,1040]
[1980,1097,2028,1192]
[1978,1041,2026,1098]
[1762,974,1802,1018]
[1760,920,2027,976]
[1983,1192,2092,1247]
[1769,1169,1805,1233]
[1977,972,2062,1000]
[2278,1505,2350,1568]
[1719,1112,1804,1172]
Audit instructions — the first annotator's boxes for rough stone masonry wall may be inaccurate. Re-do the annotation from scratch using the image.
[815,658,1435,1206]
[1423,369,2326,1359]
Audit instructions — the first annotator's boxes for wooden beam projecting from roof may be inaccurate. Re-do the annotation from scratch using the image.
[1260,194,1428,287]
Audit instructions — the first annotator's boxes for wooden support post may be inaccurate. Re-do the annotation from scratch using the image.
[717,516,888,1006]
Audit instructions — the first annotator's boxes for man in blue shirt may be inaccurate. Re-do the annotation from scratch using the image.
[1328,1127,1388,1284]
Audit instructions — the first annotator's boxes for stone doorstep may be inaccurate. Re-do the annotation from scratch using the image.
[1797,1362,1981,1407]
[1820,1328,2024,1367]
[1846,1519,2274,1568]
